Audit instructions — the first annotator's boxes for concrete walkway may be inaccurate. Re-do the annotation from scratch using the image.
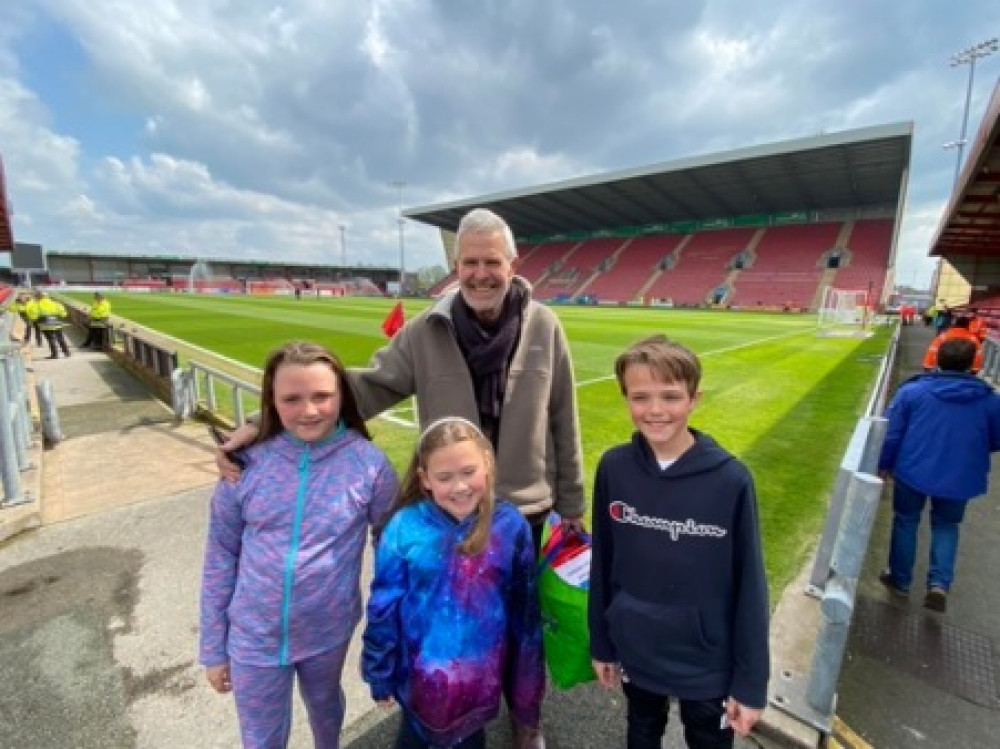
[835,323,1000,747]
[0,336,377,748]
[2,323,998,748]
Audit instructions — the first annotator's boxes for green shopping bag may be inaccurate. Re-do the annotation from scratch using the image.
[537,513,596,689]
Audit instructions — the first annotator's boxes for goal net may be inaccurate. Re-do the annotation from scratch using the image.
[817,287,872,336]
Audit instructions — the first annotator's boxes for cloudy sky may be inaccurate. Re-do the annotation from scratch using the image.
[1,1,999,286]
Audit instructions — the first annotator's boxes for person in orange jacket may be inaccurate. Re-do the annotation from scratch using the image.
[966,307,987,342]
[923,317,982,373]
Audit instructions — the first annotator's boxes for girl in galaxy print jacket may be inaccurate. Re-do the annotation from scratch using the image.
[362,417,545,748]
[199,342,398,749]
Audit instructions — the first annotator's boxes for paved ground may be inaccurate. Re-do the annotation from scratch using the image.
[836,324,1000,747]
[2,322,998,748]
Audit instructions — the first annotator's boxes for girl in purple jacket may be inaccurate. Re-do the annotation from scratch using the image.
[362,417,545,749]
[200,342,398,749]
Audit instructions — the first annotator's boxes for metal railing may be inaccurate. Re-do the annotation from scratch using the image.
[119,328,178,378]
[62,296,259,427]
[805,322,900,596]
[172,361,261,425]
[63,300,179,398]
[980,336,1000,385]
[770,322,900,734]
[4,299,258,509]
[0,311,36,507]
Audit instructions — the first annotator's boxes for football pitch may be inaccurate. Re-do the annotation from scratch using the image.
[69,292,893,600]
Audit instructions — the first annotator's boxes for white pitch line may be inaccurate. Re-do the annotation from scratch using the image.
[379,410,418,428]
[576,326,815,388]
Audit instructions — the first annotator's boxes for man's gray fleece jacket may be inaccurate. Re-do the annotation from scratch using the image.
[348,277,586,520]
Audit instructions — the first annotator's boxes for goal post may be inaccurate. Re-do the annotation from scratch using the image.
[817,286,872,336]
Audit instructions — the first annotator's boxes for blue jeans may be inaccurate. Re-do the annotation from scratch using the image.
[888,478,968,592]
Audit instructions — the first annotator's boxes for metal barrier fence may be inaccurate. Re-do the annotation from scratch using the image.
[171,361,261,425]
[62,296,258,426]
[981,336,1000,385]
[63,301,179,400]
[4,300,252,510]
[770,322,901,734]
[0,311,36,507]
[119,328,179,378]
[805,323,900,597]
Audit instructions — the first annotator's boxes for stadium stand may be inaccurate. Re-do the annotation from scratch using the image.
[407,124,915,314]
[170,275,243,293]
[956,298,1000,339]
[644,228,758,306]
[246,277,296,295]
[833,218,894,298]
[583,233,685,303]
[729,222,841,309]
[534,236,623,299]
[514,240,579,286]
[309,282,348,298]
[123,277,169,291]
[345,277,385,297]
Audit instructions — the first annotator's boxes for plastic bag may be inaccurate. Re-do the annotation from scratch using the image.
[537,513,596,689]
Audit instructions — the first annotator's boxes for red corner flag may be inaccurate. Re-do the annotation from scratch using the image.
[381,301,405,338]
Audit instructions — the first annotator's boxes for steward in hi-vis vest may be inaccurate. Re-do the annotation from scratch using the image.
[81,292,112,349]
[35,292,71,360]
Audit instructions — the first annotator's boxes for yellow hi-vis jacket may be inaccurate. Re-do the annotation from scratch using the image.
[88,299,111,326]
[36,297,68,331]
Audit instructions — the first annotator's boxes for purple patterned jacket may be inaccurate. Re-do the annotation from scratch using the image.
[199,428,398,667]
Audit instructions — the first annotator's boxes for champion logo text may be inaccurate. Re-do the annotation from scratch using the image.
[608,500,727,540]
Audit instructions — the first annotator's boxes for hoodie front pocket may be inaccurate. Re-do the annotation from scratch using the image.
[607,590,725,677]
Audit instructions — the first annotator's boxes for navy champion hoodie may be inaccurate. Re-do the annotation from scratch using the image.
[588,429,770,708]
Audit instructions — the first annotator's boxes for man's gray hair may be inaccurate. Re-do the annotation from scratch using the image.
[456,208,518,260]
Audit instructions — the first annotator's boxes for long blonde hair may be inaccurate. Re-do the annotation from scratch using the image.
[383,417,496,555]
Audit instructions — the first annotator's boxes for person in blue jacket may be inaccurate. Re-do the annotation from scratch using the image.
[878,337,1000,613]
[363,416,545,749]
[588,335,769,749]
[199,341,398,749]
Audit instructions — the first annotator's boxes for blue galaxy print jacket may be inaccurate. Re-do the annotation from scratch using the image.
[362,498,545,746]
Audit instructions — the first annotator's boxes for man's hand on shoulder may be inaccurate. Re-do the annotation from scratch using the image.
[214,422,259,482]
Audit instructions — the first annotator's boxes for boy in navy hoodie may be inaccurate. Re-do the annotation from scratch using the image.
[588,334,769,749]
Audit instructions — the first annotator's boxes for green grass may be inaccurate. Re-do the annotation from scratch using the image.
[63,292,891,601]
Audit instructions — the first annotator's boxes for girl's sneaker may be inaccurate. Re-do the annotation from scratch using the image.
[512,722,546,749]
